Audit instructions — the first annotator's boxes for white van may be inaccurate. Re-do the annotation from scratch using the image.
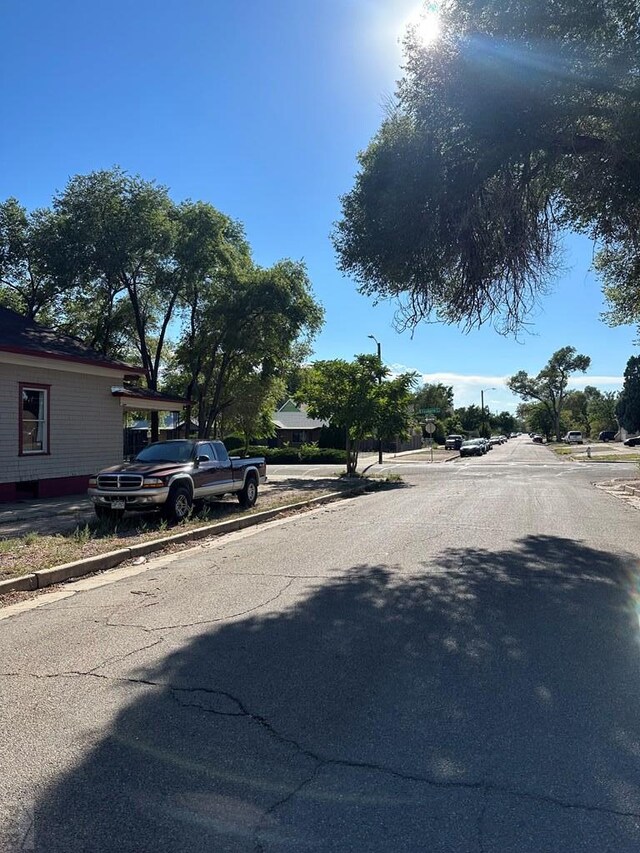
[563,431,583,444]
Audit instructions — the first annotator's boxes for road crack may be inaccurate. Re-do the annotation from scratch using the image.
[105,577,295,632]
[4,669,639,825]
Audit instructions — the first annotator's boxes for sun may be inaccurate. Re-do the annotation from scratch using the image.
[403,5,441,47]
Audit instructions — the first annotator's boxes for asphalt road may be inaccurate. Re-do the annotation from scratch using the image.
[1,438,639,851]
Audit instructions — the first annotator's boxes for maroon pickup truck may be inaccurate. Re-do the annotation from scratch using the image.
[88,439,267,522]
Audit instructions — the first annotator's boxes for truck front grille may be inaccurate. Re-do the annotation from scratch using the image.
[97,474,144,490]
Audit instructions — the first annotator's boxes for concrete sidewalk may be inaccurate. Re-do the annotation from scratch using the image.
[0,495,91,527]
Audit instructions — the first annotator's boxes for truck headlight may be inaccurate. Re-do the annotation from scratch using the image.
[88,477,97,487]
[143,477,166,488]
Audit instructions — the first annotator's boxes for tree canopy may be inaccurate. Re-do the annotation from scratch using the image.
[507,346,590,440]
[616,355,640,432]
[334,0,640,334]
[297,355,417,474]
[0,168,324,441]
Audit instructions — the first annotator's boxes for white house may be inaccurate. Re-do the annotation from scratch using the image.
[0,306,186,502]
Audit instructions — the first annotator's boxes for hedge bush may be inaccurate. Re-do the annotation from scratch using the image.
[244,445,347,464]
[223,434,246,451]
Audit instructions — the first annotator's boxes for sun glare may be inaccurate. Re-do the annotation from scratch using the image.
[403,6,441,47]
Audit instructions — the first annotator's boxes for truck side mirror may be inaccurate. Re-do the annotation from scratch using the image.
[196,455,210,464]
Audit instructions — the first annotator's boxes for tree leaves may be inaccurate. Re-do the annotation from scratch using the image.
[334,0,640,333]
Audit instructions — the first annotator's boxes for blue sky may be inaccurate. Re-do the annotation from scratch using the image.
[1,0,636,413]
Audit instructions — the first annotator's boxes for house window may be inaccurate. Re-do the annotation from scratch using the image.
[292,431,302,444]
[20,385,49,454]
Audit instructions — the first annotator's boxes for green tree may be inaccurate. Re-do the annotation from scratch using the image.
[334,0,640,334]
[491,410,516,436]
[562,385,618,436]
[563,390,590,435]
[508,347,590,441]
[616,356,640,433]
[586,387,618,435]
[0,199,68,323]
[52,169,180,439]
[518,401,555,441]
[176,259,323,438]
[222,373,285,454]
[454,404,483,435]
[297,355,416,474]
[411,382,454,419]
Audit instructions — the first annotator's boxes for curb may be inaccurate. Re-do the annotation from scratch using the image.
[0,484,374,596]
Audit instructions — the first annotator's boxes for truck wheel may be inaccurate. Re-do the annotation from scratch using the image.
[238,475,258,508]
[163,484,192,522]
[94,505,124,523]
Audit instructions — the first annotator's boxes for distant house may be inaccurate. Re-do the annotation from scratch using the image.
[0,306,187,502]
[272,400,327,446]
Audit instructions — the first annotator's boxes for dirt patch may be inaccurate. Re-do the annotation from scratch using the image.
[0,486,344,581]
[0,479,390,584]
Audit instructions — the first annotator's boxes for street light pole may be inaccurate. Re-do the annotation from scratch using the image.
[480,387,496,437]
[368,335,383,465]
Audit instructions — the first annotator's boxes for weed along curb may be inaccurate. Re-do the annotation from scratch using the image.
[0,482,379,597]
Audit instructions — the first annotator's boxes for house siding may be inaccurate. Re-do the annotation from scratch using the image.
[0,363,123,492]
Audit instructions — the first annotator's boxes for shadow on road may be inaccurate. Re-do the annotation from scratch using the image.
[28,536,640,851]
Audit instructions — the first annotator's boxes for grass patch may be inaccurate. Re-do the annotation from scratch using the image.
[367,471,405,484]
[0,484,356,582]
[577,453,640,463]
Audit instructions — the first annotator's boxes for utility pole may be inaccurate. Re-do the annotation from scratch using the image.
[368,335,383,465]
[480,387,495,437]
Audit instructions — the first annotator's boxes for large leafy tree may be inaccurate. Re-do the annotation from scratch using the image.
[174,259,323,438]
[508,346,590,440]
[616,356,640,432]
[518,401,556,440]
[0,199,68,323]
[454,404,484,434]
[221,373,285,454]
[52,169,178,400]
[297,355,417,474]
[334,0,640,333]
[586,387,618,434]
[491,410,516,436]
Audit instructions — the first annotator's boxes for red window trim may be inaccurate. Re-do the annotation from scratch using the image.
[19,383,51,457]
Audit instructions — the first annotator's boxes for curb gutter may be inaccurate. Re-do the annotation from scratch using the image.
[0,483,374,597]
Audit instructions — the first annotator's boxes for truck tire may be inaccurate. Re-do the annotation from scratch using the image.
[94,504,124,523]
[163,484,192,522]
[238,474,258,508]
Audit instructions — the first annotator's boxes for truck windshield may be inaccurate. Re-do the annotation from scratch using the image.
[135,442,193,463]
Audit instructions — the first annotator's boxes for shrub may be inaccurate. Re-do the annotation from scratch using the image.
[243,445,347,464]
[223,434,246,451]
[299,445,346,463]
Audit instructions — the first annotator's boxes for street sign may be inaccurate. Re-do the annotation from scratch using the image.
[424,419,436,434]
[418,407,440,416]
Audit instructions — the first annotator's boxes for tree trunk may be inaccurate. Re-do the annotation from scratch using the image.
[151,411,159,443]
[345,428,353,475]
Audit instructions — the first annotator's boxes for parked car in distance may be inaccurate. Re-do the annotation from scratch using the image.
[562,431,583,444]
[598,430,617,442]
[532,434,544,443]
[460,439,484,457]
[445,434,464,450]
[624,435,640,447]
[489,436,502,446]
